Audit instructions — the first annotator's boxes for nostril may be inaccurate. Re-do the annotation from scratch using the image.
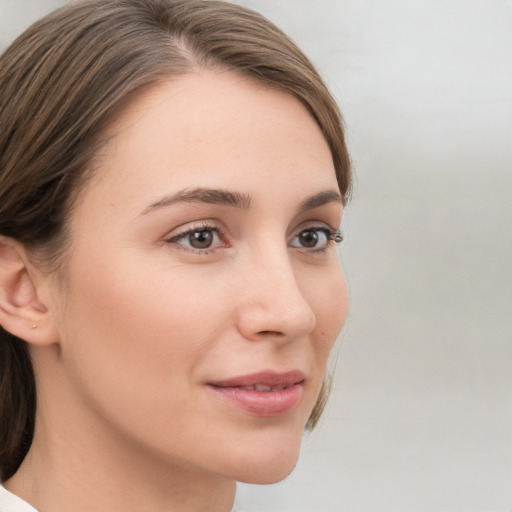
[258,330,284,337]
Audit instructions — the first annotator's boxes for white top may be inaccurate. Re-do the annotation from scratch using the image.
[0,486,38,512]
[0,484,239,512]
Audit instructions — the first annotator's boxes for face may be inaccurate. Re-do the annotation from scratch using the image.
[47,70,348,484]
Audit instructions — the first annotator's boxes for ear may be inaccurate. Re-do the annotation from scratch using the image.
[0,236,59,346]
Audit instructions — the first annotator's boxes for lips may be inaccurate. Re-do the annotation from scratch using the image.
[207,370,305,417]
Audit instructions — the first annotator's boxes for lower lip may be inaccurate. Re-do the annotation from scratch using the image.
[208,383,303,417]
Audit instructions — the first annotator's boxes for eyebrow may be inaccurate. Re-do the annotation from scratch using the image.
[297,190,343,213]
[139,187,342,216]
[140,187,252,216]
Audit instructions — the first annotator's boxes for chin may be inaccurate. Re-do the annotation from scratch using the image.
[234,456,300,485]
[227,427,304,484]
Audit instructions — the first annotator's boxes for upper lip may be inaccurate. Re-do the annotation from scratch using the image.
[208,370,305,388]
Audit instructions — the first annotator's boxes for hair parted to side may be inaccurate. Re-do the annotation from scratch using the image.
[0,0,351,481]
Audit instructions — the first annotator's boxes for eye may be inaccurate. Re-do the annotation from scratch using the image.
[290,227,343,250]
[165,224,226,252]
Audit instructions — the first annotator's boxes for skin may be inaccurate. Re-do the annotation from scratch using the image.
[5,70,348,512]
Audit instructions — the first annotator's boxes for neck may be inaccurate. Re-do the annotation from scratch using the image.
[7,427,236,512]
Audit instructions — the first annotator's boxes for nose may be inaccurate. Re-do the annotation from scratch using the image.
[235,248,317,342]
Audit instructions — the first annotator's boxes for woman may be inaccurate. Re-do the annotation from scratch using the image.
[0,1,351,510]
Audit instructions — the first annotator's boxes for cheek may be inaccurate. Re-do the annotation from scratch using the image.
[55,252,229,424]
[309,264,349,359]
[295,263,348,422]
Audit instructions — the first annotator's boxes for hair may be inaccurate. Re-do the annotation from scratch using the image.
[0,0,351,481]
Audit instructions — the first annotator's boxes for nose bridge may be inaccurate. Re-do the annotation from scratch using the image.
[236,243,316,340]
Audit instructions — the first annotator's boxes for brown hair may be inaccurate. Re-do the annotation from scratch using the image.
[0,0,351,481]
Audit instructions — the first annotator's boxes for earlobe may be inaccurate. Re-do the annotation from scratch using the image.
[0,236,58,346]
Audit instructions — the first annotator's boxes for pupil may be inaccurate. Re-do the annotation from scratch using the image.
[189,230,213,249]
[300,230,318,248]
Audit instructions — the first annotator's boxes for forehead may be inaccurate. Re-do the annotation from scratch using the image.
[79,70,337,217]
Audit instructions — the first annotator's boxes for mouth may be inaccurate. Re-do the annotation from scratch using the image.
[234,384,293,391]
[207,370,305,417]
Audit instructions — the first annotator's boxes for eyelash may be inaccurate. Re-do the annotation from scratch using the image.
[315,228,343,244]
[164,222,343,255]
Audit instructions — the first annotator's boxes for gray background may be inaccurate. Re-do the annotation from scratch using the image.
[1,1,511,511]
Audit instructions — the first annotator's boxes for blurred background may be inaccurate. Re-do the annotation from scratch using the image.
[1,1,511,511]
